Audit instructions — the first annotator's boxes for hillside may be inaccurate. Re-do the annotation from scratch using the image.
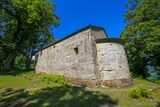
[0,70,160,107]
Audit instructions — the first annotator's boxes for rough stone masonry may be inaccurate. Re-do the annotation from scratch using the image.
[35,25,132,87]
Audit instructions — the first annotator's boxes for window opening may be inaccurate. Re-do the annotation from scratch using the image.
[74,47,79,55]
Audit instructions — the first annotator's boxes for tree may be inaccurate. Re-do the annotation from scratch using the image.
[23,30,56,70]
[0,45,5,68]
[0,0,59,70]
[121,0,160,77]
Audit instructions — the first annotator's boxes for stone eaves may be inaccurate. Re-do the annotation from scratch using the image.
[96,38,125,44]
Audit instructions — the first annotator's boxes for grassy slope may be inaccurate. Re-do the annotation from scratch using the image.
[94,79,160,106]
[0,71,160,107]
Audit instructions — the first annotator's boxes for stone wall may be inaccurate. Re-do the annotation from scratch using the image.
[96,39,132,87]
[35,25,132,87]
[36,27,107,87]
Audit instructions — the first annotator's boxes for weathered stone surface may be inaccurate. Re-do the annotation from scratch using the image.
[66,77,99,88]
[96,41,131,80]
[35,25,132,87]
[150,86,158,92]
[101,78,132,88]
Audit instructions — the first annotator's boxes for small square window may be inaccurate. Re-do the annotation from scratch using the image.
[74,47,79,55]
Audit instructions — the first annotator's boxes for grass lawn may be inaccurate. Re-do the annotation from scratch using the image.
[0,70,160,107]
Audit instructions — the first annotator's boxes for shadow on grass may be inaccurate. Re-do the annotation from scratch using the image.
[157,102,160,107]
[0,86,118,107]
[0,68,32,76]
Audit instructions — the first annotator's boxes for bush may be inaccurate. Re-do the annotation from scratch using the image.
[147,78,160,84]
[14,55,26,69]
[129,88,152,99]
[129,89,141,98]
[19,72,67,85]
[37,74,67,85]
[20,71,35,80]
[139,88,152,98]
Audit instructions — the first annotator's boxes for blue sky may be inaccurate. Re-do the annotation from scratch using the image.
[52,0,128,39]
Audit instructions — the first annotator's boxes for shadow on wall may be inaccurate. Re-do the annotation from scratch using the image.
[0,86,118,107]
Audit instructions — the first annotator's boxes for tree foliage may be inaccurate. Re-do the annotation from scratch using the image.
[0,0,59,70]
[121,0,160,77]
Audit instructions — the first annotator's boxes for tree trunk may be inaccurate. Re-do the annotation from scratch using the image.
[25,57,31,70]
[4,53,16,71]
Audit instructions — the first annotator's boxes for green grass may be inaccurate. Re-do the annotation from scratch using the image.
[0,70,160,107]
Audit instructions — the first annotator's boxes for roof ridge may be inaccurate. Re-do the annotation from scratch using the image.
[36,25,107,53]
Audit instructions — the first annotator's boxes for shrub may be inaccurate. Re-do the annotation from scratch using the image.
[139,88,152,98]
[129,88,152,99]
[19,72,67,85]
[129,89,141,98]
[37,74,67,85]
[147,78,160,84]
[20,71,35,80]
